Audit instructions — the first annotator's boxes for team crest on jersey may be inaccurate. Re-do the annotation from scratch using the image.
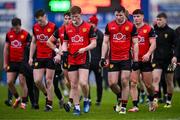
[35,28,39,32]
[47,28,51,32]
[125,26,129,31]
[143,29,147,33]
[152,63,156,68]
[35,62,38,67]
[21,35,25,39]
[110,64,114,69]
[82,28,87,32]
[164,33,168,38]
[10,35,13,38]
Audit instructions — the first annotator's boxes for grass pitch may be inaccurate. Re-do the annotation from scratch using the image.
[0,85,180,120]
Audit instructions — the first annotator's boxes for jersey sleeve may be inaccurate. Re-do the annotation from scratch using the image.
[104,24,110,35]
[5,34,10,43]
[131,25,138,37]
[149,28,156,38]
[53,29,59,39]
[64,29,69,41]
[26,33,31,42]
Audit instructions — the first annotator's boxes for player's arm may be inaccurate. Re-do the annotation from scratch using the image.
[47,28,61,54]
[3,34,10,70]
[101,24,110,59]
[132,25,139,62]
[29,35,36,66]
[142,28,156,62]
[78,26,97,53]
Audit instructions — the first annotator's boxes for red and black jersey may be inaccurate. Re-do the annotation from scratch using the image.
[135,24,156,61]
[64,21,96,65]
[33,22,57,59]
[53,25,65,44]
[105,20,137,61]
[6,28,30,62]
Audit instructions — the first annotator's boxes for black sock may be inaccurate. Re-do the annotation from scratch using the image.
[133,100,138,107]
[14,93,19,99]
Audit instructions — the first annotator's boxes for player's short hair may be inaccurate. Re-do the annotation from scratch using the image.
[64,11,70,17]
[70,6,81,15]
[132,9,144,15]
[34,9,45,18]
[157,12,167,19]
[114,6,125,13]
[11,17,21,26]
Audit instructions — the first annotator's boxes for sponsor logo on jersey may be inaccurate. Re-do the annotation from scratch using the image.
[11,40,22,48]
[37,34,49,41]
[137,35,145,43]
[71,35,84,42]
[113,32,126,41]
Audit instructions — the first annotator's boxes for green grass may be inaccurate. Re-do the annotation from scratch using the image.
[0,85,180,120]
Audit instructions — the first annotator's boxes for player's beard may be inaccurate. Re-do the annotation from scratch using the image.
[72,20,77,25]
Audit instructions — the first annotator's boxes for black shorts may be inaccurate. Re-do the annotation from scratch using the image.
[33,58,55,69]
[108,60,131,72]
[6,62,24,73]
[152,59,172,73]
[68,63,90,71]
[137,61,153,72]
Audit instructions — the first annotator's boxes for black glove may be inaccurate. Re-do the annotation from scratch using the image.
[62,51,68,69]
[132,61,139,71]
[99,58,106,67]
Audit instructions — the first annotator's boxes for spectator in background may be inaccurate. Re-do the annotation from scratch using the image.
[152,12,176,108]
[88,15,104,106]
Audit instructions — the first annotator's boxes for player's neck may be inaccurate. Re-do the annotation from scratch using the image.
[116,19,126,25]
[73,19,83,27]
[136,22,144,28]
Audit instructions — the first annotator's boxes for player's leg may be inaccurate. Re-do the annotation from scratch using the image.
[152,69,163,103]
[45,68,55,111]
[18,73,28,109]
[164,72,174,108]
[120,70,130,114]
[79,68,90,113]
[68,69,80,115]
[128,70,140,112]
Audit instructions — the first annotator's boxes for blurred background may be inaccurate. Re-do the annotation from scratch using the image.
[0,0,180,84]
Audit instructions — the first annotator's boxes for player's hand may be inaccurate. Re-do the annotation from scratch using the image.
[54,48,62,55]
[28,58,33,66]
[78,48,86,54]
[54,54,61,63]
[3,63,8,71]
[132,61,139,71]
[99,58,107,68]
[142,53,150,62]
[171,56,177,64]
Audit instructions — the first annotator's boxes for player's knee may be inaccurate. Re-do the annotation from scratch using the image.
[71,83,78,90]
[46,80,53,88]
[153,76,160,83]
[121,79,129,88]
[130,81,137,88]
[7,80,13,86]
